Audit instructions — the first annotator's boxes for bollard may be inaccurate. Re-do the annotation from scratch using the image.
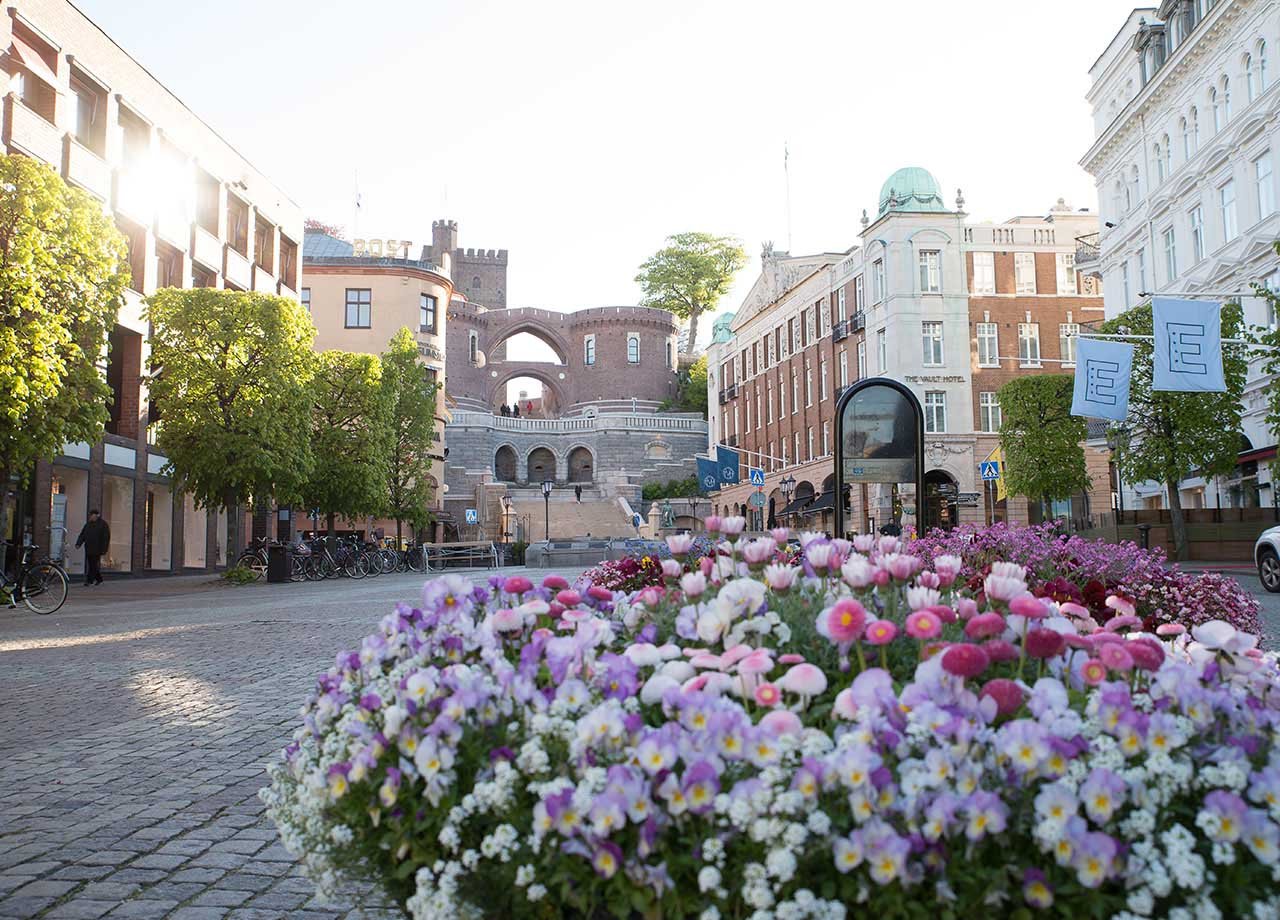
[1136,523,1151,550]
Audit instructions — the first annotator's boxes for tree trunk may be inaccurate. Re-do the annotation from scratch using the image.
[1166,478,1189,561]
[684,310,701,354]
[0,464,10,575]
[224,488,241,565]
[326,512,336,538]
[395,518,402,544]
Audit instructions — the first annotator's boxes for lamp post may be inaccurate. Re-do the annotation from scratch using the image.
[541,479,553,542]
[501,494,513,552]
[689,495,701,532]
[780,474,796,528]
[1107,426,1129,522]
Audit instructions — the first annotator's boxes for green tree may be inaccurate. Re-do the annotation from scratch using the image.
[664,353,709,414]
[635,232,746,353]
[0,155,128,536]
[145,288,315,557]
[997,375,1090,517]
[1100,301,1249,560]
[301,350,391,534]
[381,328,439,542]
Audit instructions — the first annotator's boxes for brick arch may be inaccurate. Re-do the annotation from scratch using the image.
[486,367,567,415]
[566,444,595,483]
[482,309,571,365]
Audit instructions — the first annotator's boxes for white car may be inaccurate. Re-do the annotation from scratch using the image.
[1258,525,1280,594]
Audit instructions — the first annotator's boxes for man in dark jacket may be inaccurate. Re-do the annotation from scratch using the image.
[75,510,110,586]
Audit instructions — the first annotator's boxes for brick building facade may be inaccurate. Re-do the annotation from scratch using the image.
[708,167,1111,536]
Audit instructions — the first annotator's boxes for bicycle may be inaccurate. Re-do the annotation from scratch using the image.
[235,536,271,580]
[2,542,70,615]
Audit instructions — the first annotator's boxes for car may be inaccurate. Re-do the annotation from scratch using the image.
[1258,525,1280,594]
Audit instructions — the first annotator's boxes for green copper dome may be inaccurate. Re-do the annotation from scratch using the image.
[877,167,947,215]
[711,312,736,344]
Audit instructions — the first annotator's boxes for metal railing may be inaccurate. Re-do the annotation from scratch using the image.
[831,320,849,342]
[451,411,703,432]
[1075,232,1101,267]
[852,311,866,332]
[421,540,499,571]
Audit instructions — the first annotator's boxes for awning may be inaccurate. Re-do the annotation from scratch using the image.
[779,494,815,516]
[7,34,60,91]
[1239,444,1278,465]
[799,491,835,515]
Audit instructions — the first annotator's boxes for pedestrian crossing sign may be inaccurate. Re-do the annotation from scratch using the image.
[980,461,1000,481]
[749,467,765,487]
[465,508,478,524]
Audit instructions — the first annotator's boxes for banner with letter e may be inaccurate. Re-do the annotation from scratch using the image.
[697,456,720,494]
[1151,297,1226,392]
[1071,336,1134,422]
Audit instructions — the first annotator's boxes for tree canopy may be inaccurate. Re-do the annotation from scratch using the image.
[301,350,391,532]
[1100,301,1249,560]
[381,328,439,540]
[0,155,128,530]
[665,354,708,415]
[635,232,746,353]
[145,288,315,552]
[997,375,1090,510]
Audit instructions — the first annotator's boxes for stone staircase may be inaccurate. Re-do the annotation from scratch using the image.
[507,488,636,541]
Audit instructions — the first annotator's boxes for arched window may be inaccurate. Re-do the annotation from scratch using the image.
[1154,143,1165,182]
[471,275,481,291]
[1122,177,1132,212]
[1261,40,1270,91]
[468,330,478,364]
[1162,134,1172,177]
[1222,76,1232,120]
[1191,106,1200,149]
[1181,117,1191,158]
[1210,87,1221,132]
[626,333,640,364]
[1113,180,1125,217]
[1130,164,1141,204]
[1246,54,1256,101]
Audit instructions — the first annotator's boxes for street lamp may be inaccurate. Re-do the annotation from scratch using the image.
[501,494,513,547]
[1106,426,1129,521]
[780,475,796,527]
[688,494,701,532]
[541,479,554,542]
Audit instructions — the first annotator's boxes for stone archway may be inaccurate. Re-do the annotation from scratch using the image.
[494,445,517,482]
[567,446,594,483]
[484,312,571,366]
[527,447,556,483]
[487,367,567,418]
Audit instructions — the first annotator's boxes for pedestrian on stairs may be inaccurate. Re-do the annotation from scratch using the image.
[513,403,521,418]
[574,484,582,503]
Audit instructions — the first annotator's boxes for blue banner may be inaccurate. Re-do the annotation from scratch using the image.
[1071,336,1134,422]
[697,456,720,494]
[716,446,741,486]
[1151,298,1226,392]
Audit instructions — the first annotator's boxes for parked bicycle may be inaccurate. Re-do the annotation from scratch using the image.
[2,542,70,614]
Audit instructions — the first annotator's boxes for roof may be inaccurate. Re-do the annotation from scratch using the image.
[711,312,736,344]
[303,231,354,259]
[877,166,948,216]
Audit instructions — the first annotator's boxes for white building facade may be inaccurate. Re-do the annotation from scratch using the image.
[1083,0,1280,512]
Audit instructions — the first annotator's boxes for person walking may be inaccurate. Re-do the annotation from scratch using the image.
[512,403,521,418]
[75,509,110,586]
[574,484,582,503]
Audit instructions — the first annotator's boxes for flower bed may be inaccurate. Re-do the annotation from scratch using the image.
[264,525,1280,919]
[911,522,1262,636]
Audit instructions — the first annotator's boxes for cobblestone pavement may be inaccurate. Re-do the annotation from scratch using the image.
[0,567,577,920]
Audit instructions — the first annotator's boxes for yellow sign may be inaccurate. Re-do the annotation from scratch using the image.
[985,443,1007,502]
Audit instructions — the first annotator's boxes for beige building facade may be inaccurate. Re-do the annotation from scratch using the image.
[4,0,303,575]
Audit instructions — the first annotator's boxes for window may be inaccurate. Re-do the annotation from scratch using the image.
[805,306,817,344]
[856,341,866,379]
[972,252,995,294]
[584,334,596,366]
[837,287,847,322]
[627,333,640,364]
[70,72,106,155]
[877,328,887,372]
[1163,226,1178,281]
[1154,143,1165,183]
[979,392,1001,433]
[666,340,673,368]
[301,288,311,314]
[745,395,750,432]
[766,387,773,424]
[977,322,999,367]
[1190,205,1205,262]
[822,421,830,457]
[1018,323,1041,367]
[1223,76,1232,121]
[345,289,371,328]
[1060,323,1079,366]
[788,317,798,353]
[1122,261,1132,307]
[472,276,482,292]
[1056,253,1076,294]
[1261,41,1270,91]
[839,351,848,387]
[776,325,786,359]
[854,275,864,310]
[753,341,761,374]
[226,194,249,257]
[779,374,786,416]
[924,391,947,434]
[791,371,799,414]
[794,432,802,465]
[873,259,885,303]
[279,235,298,289]
[918,249,941,293]
[1211,87,1221,133]
[781,440,788,468]
[805,367,813,407]
[1221,179,1238,239]
[1137,248,1147,291]
[1247,54,1257,102]
[192,265,216,289]
[10,27,57,125]
[756,390,762,429]
[921,321,944,366]
[419,293,437,332]
[1015,253,1037,294]
[196,169,220,235]
[1192,106,1200,149]
[1162,135,1172,179]
[1257,153,1275,217]
[156,243,182,289]
[1181,117,1191,159]
[807,427,814,462]
[820,360,828,400]
[254,216,275,273]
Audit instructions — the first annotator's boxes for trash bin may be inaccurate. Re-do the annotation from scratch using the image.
[1136,523,1152,550]
[267,543,292,583]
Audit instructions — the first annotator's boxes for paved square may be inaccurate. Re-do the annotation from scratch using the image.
[0,568,572,920]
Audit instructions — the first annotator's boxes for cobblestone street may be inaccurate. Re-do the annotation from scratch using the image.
[0,568,569,920]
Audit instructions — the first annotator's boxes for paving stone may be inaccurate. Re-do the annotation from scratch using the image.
[169,868,227,885]
[168,909,231,920]
[104,900,182,918]
[129,853,189,871]
[12,877,80,898]
[42,901,120,920]
[190,888,253,907]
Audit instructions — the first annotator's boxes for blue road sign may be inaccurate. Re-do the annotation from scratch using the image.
[980,461,1000,481]
[465,508,478,524]
[749,467,765,487]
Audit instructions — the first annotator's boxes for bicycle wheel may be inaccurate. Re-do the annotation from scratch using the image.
[236,550,266,579]
[304,556,325,581]
[344,552,368,579]
[379,549,397,574]
[362,552,380,578]
[22,563,69,615]
[406,546,425,572]
[290,556,306,582]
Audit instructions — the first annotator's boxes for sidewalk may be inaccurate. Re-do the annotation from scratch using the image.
[1177,561,1259,577]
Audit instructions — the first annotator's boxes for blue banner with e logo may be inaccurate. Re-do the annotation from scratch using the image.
[1151,298,1226,392]
[1071,336,1134,422]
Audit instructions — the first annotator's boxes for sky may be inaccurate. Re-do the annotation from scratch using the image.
[76,0,1134,350]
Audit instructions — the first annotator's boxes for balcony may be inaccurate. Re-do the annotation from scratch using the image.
[65,139,110,201]
[852,311,866,332]
[278,281,297,300]
[156,207,191,250]
[1075,232,1101,269]
[718,383,738,405]
[223,246,252,290]
[192,226,221,272]
[832,320,849,342]
[725,434,739,447]
[252,264,276,293]
[6,99,61,166]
